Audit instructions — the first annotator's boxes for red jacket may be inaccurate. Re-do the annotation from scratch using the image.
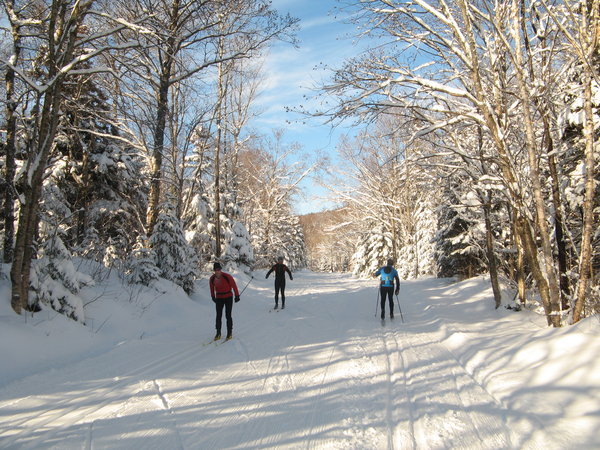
[209,272,239,299]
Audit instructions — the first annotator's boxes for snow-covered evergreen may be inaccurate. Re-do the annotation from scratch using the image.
[397,198,438,279]
[183,188,255,273]
[351,224,394,277]
[125,238,161,287]
[281,215,308,270]
[219,190,254,271]
[149,210,198,294]
[433,179,487,279]
[185,193,216,264]
[45,71,146,265]
[30,234,93,323]
[255,212,307,271]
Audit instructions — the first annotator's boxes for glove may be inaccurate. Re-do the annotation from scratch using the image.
[290,276,293,280]
[235,296,240,303]
[395,288,399,295]
[211,296,216,303]
[265,275,268,279]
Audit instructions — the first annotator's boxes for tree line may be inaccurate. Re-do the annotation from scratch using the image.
[305,0,598,327]
[0,0,307,322]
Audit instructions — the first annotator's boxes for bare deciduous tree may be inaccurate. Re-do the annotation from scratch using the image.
[113,0,298,237]
[313,0,598,325]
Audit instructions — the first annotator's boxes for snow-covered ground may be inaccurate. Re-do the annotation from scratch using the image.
[1,267,599,449]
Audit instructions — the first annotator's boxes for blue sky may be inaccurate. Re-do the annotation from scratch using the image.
[249,0,366,215]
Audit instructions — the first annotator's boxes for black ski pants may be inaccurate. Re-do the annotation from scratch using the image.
[380,286,394,318]
[274,279,286,307]
[215,297,233,334]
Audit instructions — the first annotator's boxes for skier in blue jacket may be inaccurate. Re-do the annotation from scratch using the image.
[374,259,400,319]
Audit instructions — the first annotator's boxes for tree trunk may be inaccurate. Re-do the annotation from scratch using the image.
[146,0,180,237]
[510,0,562,325]
[10,0,94,314]
[11,85,63,313]
[477,127,502,308]
[214,117,222,258]
[3,62,17,264]
[512,212,527,305]
[548,150,571,308]
[2,1,21,264]
[483,199,502,309]
[516,215,558,325]
[572,47,598,323]
[213,34,227,258]
[77,132,93,244]
[147,75,170,236]
[520,0,571,308]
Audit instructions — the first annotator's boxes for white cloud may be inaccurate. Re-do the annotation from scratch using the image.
[248,1,369,212]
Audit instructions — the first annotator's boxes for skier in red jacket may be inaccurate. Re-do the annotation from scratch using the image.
[209,262,240,340]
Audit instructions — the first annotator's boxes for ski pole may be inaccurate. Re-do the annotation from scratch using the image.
[395,293,404,322]
[375,287,380,317]
[239,275,254,295]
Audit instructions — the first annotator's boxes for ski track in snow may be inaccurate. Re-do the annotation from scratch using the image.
[0,272,596,449]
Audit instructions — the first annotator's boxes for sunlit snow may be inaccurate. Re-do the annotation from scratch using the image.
[1,268,599,449]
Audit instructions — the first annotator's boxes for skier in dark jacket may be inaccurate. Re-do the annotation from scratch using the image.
[209,262,240,340]
[374,259,400,319]
[265,256,293,309]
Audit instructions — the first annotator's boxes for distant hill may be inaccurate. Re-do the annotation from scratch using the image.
[298,207,353,271]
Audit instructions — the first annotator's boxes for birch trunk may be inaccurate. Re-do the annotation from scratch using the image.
[509,0,562,326]
[477,127,502,308]
[572,1,599,321]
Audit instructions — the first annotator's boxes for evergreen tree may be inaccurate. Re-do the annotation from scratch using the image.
[31,233,93,323]
[126,238,161,287]
[397,198,438,279]
[185,192,216,265]
[283,215,308,270]
[217,186,254,272]
[45,68,146,265]
[183,185,256,273]
[251,206,308,270]
[351,224,394,278]
[222,220,254,272]
[150,209,198,294]
[434,185,486,279]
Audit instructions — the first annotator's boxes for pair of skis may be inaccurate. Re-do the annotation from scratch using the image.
[202,336,232,347]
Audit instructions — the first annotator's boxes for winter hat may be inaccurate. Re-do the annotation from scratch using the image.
[213,262,222,271]
[387,258,394,266]
[277,256,284,262]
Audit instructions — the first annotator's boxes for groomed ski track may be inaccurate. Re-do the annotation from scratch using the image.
[0,272,573,449]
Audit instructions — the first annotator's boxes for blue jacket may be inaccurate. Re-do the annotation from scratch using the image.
[375,265,399,288]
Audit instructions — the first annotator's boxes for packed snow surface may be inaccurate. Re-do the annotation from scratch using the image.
[1,269,599,449]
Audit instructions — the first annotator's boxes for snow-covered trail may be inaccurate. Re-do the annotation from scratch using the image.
[0,272,597,449]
